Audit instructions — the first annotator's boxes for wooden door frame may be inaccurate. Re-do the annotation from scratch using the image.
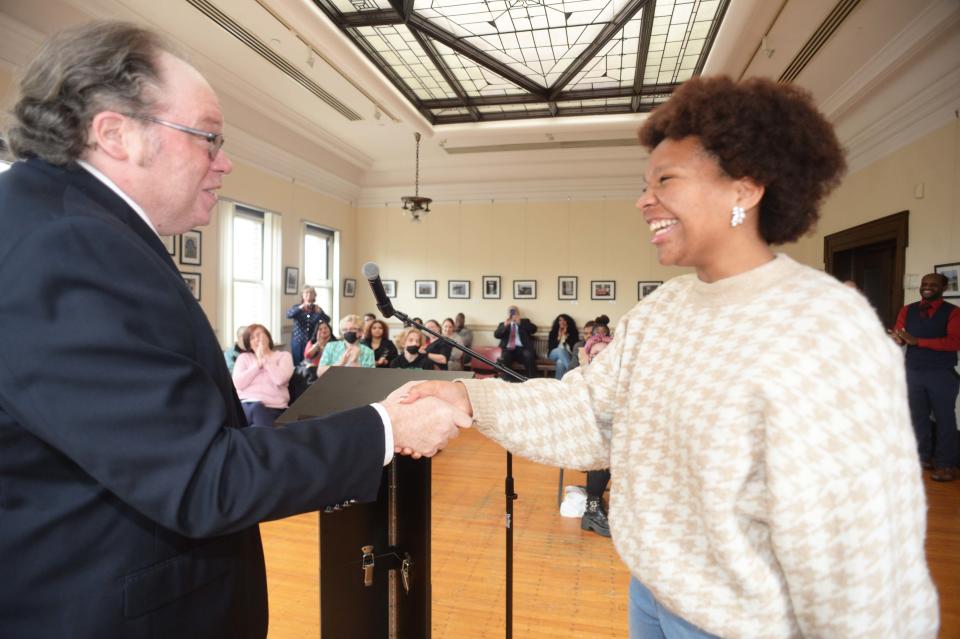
[823,210,909,322]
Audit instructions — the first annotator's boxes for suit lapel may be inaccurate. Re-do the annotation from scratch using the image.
[53,161,182,276]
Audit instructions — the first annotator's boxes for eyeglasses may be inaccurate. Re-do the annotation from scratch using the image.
[132,115,224,160]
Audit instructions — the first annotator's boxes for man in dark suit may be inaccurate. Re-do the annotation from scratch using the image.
[494,305,538,378]
[890,272,960,482]
[0,22,468,637]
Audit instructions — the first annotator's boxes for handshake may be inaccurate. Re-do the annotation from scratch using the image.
[380,381,474,459]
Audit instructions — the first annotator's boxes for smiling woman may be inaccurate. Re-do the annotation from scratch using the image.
[406,75,939,639]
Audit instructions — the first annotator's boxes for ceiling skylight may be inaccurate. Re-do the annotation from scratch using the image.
[312,0,729,123]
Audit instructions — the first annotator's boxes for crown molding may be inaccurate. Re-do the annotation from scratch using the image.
[820,0,960,121]
[226,125,361,204]
[843,66,960,174]
[356,176,642,208]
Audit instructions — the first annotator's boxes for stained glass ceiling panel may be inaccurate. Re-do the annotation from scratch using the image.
[565,9,642,91]
[354,24,458,100]
[644,0,718,84]
[430,38,529,97]
[311,0,729,123]
[413,0,635,87]
[327,0,393,12]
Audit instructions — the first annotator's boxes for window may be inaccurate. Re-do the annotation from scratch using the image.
[304,223,336,321]
[218,201,282,346]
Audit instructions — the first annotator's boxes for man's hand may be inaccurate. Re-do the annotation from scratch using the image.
[890,328,917,346]
[887,328,904,345]
[381,394,472,459]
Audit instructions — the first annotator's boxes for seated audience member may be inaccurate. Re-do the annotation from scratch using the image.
[285,285,330,367]
[569,319,595,370]
[390,328,435,370]
[232,324,295,428]
[362,312,376,339]
[494,305,537,378]
[363,319,398,368]
[455,312,473,366]
[320,314,375,368]
[223,325,247,374]
[442,318,466,371]
[303,320,335,368]
[581,315,611,364]
[423,319,452,370]
[547,314,579,379]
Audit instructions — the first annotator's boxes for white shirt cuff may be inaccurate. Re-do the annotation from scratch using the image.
[370,402,394,466]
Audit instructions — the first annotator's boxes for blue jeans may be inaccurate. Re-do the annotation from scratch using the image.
[548,346,571,379]
[629,578,720,639]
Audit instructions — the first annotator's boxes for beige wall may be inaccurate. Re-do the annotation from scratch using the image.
[783,119,960,307]
[4,51,957,344]
[353,199,691,340]
[209,161,357,344]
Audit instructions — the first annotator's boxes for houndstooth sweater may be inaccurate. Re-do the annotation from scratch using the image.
[461,254,938,638]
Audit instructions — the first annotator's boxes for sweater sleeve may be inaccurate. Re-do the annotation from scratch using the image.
[460,313,630,470]
[231,353,261,391]
[762,307,938,637]
[263,351,294,386]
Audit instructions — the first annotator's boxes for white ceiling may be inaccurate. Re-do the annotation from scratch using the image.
[1,0,958,206]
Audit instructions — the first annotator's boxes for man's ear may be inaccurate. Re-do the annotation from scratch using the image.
[88,111,131,161]
[735,176,765,212]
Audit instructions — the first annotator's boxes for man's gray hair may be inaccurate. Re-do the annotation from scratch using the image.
[6,21,175,166]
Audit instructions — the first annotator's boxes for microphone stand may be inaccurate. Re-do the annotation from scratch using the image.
[391,308,523,639]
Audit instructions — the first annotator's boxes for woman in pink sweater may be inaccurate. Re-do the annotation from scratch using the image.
[232,324,294,428]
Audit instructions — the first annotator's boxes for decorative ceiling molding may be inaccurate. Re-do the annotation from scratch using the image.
[357,175,644,208]
[842,66,960,175]
[226,125,362,203]
[819,0,960,121]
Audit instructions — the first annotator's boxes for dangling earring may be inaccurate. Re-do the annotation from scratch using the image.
[730,205,746,227]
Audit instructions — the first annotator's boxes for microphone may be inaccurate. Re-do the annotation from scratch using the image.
[362,262,395,318]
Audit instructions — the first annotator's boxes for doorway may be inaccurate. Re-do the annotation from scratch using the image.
[824,211,909,328]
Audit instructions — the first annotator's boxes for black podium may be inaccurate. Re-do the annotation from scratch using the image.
[277,366,470,638]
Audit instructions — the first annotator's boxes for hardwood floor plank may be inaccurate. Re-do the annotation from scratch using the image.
[262,429,960,638]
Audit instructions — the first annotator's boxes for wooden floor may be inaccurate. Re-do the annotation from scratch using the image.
[261,428,960,638]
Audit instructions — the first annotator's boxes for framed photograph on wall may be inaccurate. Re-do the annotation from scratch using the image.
[513,279,537,299]
[181,272,201,301]
[448,280,470,299]
[638,281,663,300]
[558,275,577,300]
[284,267,299,295]
[415,280,437,298]
[935,262,960,298]
[343,278,357,297]
[482,275,501,299]
[162,235,176,257]
[591,280,616,300]
[179,230,202,266]
[383,279,397,298]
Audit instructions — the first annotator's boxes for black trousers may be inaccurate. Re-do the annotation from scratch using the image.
[500,345,536,378]
[906,367,960,468]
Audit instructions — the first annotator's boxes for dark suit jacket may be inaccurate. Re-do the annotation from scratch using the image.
[494,318,538,351]
[0,160,385,638]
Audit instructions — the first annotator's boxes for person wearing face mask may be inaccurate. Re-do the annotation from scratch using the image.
[390,328,435,370]
[319,314,375,368]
